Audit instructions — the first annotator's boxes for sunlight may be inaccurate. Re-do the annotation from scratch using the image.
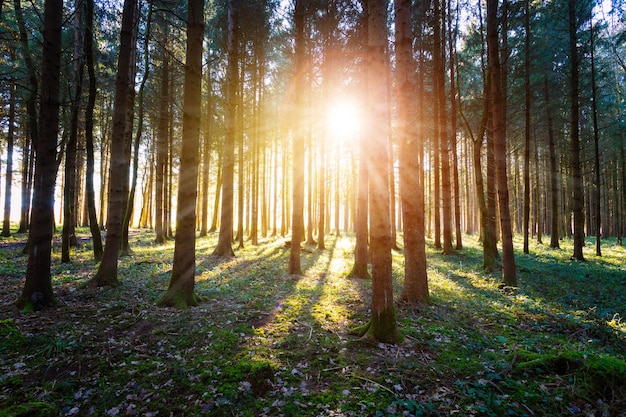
[325,97,362,144]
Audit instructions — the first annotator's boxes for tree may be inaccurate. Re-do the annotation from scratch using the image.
[288,0,306,275]
[395,0,428,304]
[155,21,169,245]
[523,0,531,254]
[15,0,63,311]
[353,0,402,344]
[89,0,138,287]
[84,0,103,261]
[568,0,585,261]
[1,80,15,237]
[213,0,238,258]
[487,0,517,286]
[157,0,204,308]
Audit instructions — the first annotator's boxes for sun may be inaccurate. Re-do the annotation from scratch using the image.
[325,98,363,143]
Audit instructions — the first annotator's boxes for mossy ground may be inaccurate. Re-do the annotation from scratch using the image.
[1,227,625,416]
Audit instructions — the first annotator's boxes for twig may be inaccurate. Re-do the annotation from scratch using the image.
[351,374,396,395]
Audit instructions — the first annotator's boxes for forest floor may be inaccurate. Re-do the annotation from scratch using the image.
[1,228,625,417]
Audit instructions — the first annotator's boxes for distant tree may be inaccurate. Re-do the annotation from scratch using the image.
[15,0,63,311]
[523,0,531,254]
[155,20,169,245]
[89,0,138,287]
[157,0,204,308]
[1,80,15,237]
[353,0,401,344]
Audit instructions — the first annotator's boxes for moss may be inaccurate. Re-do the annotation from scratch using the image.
[0,401,58,417]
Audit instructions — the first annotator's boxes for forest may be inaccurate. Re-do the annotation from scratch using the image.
[0,0,625,415]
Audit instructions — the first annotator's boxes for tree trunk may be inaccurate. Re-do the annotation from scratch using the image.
[289,0,305,275]
[590,19,601,256]
[569,0,585,261]
[487,0,517,286]
[62,7,85,263]
[122,3,153,254]
[1,80,15,237]
[396,0,429,304]
[89,0,138,287]
[84,0,103,261]
[354,0,401,344]
[213,0,238,257]
[157,0,204,308]
[16,0,63,311]
[155,29,169,244]
[523,0,531,254]
[448,0,462,250]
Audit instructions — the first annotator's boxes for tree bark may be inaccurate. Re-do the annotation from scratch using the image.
[354,0,401,344]
[213,0,238,257]
[288,0,305,275]
[89,0,138,287]
[396,0,429,304]
[487,0,517,286]
[569,0,585,261]
[158,0,204,308]
[16,0,63,311]
[523,0,531,254]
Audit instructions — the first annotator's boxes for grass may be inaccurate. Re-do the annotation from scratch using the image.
[0,228,625,416]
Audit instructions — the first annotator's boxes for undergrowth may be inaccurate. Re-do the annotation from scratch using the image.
[0,228,625,416]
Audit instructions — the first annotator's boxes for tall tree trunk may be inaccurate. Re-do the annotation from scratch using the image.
[288,0,306,275]
[448,0,462,250]
[200,55,213,237]
[351,134,369,279]
[155,29,169,244]
[569,0,585,261]
[396,0,428,304]
[16,0,63,311]
[435,0,454,255]
[590,19,601,256]
[84,0,103,261]
[62,7,85,263]
[487,0,517,286]
[353,0,401,344]
[1,80,15,237]
[157,0,203,308]
[213,0,238,257]
[523,0,531,254]
[89,0,138,287]
[122,3,153,254]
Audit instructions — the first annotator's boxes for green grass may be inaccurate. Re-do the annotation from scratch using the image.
[0,229,624,416]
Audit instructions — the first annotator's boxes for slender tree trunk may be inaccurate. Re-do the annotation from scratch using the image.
[1,80,15,237]
[16,0,63,311]
[200,56,213,237]
[448,0,462,250]
[396,0,428,304]
[569,0,585,261]
[590,19,601,256]
[289,0,305,275]
[523,0,531,254]
[213,0,238,257]
[155,30,169,244]
[122,3,152,254]
[353,0,401,344]
[83,0,103,260]
[157,0,203,308]
[487,0,517,286]
[62,7,85,263]
[89,0,138,287]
